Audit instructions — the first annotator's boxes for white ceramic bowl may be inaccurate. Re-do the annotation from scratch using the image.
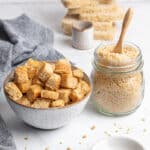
[3,66,91,130]
[93,136,146,150]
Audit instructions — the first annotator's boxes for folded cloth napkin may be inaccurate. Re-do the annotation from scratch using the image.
[0,14,65,150]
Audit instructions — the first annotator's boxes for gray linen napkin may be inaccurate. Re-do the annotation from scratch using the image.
[0,14,65,150]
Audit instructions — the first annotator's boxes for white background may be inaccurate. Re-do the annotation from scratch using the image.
[0,0,150,150]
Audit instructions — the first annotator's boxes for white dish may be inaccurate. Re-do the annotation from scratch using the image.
[93,136,145,150]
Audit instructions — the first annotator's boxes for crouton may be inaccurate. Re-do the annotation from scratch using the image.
[38,62,53,82]
[78,80,90,95]
[32,76,44,87]
[55,59,72,74]
[27,84,42,102]
[73,69,84,78]
[17,96,30,106]
[45,73,61,90]
[17,80,31,93]
[61,76,78,89]
[58,89,71,104]
[31,99,50,108]
[14,66,29,83]
[5,82,22,101]
[69,88,84,102]
[69,80,90,102]
[51,99,65,107]
[41,90,59,100]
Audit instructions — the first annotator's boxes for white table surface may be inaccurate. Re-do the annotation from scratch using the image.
[0,1,150,150]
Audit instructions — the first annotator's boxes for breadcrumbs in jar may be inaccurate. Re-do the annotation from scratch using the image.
[92,42,144,116]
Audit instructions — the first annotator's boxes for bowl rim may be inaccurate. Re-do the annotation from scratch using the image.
[3,61,92,110]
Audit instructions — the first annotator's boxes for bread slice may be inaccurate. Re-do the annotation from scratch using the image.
[94,24,116,40]
[79,8,124,22]
[68,4,119,15]
[61,15,116,40]
[62,15,115,33]
[61,0,100,8]
[61,0,116,8]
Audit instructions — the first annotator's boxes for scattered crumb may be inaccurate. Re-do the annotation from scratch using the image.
[143,129,147,133]
[104,131,111,137]
[24,137,28,140]
[91,125,96,130]
[113,123,117,127]
[141,118,146,122]
[115,130,118,133]
[67,147,72,150]
[82,134,87,139]
[45,147,49,150]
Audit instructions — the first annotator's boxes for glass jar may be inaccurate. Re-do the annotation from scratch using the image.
[92,42,144,116]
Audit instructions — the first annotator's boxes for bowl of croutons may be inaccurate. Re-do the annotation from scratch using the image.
[3,58,91,129]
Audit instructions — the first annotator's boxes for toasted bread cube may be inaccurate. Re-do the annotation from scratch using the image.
[31,99,50,108]
[55,59,72,74]
[27,67,39,79]
[45,73,61,90]
[51,99,65,107]
[41,90,59,100]
[17,80,31,93]
[58,89,71,104]
[17,96,30,106]
[69,89,84,102]
[61,76,78,89]
[73,69,84,78]
[38,62,53,82]
[32,76,44,87]
[49,63,56,71]
[14,66,29,83]
[5,82,22,101]
[27,84,42,102]
[25,58,42,68]
[78,80,90,95]
[25,59,43,79]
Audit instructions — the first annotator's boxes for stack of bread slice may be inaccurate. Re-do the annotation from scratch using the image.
[61,0,124,40]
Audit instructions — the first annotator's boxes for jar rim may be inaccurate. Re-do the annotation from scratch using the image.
[93,41,143,74]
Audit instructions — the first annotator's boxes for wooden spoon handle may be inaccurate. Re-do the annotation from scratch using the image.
[114,8,133,53]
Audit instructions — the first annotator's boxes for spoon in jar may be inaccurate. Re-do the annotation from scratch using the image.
[113,8,134,53]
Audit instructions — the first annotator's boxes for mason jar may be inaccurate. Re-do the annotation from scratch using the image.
[92,42,144,116]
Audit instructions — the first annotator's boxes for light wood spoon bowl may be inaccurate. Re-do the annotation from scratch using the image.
[113,8,134,53]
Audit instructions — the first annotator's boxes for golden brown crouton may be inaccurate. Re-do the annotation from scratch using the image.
[78,80,90,95]
[58,89,71,104]
[17,80,31,93]
[14,66,29,83]
[32,76,44,87]
[25,59,43,79]
[51,99,65,107]
[25,58,42,68]
[73,69,84,78]
[69,80,90,102]
[45,73,61,90]
[17,96,30,106]
[31,99,50,108]
[5,82,22,101]
[55,59,72,74]
[27,84,42,102]
[41,90,59,100]
[69,88,84,102]
[61,76,78,89]
[38,62,54,82]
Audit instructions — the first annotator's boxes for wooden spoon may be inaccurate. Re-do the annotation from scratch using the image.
[113,8,134,53]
